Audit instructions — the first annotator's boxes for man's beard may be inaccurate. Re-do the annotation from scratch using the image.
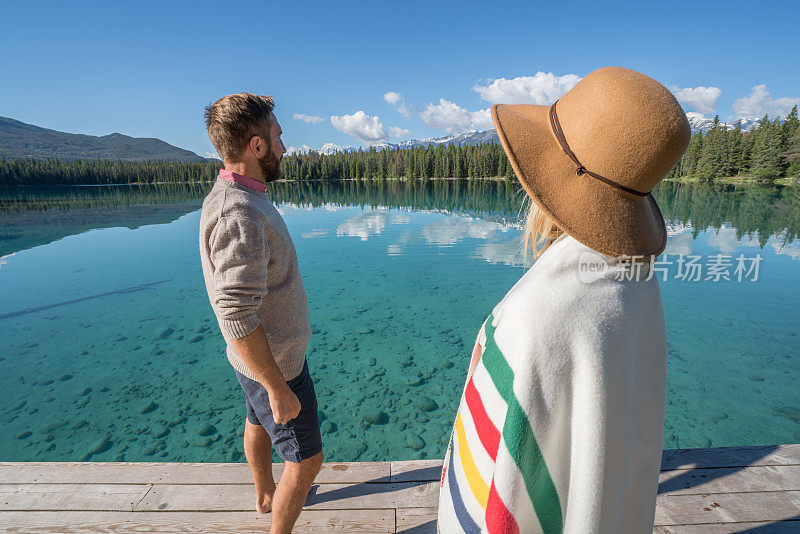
[258,147,281,183]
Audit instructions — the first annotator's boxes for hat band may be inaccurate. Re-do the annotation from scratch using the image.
[549,100,649,198]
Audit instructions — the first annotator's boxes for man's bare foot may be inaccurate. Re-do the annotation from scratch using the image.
[255,481,276,514]
[256,493,274,514]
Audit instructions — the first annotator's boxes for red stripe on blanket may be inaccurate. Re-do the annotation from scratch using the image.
[486,480,519,534]
[465,377,501,460]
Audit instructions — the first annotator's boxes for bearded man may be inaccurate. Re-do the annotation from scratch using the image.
[198,93,322,534]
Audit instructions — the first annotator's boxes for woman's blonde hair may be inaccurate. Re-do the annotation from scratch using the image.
[522,196,565,260]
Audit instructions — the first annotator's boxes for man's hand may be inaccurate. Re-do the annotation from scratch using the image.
[268,384,301,425]
[229,325,302,425]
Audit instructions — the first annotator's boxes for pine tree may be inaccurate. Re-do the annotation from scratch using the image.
[784,129,800,178]
[695,116,725,180]
[749,116,783,179]
[682,132,704,177]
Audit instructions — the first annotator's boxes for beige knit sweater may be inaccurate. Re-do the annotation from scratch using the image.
[199,174,310,382]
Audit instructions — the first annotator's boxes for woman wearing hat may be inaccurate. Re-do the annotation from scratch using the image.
[437,66,691,533]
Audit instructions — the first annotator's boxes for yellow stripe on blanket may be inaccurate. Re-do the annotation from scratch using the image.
[455,411,489,509]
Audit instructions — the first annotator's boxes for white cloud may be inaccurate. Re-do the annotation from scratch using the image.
[384,91,402,105]
[473,239,533,267]
[472,72,581,104]
[286,144,311,155]
[301,229,329,239]
[733,85,800,120]
[419,99,492,134]
[706,226,761,255]
[388,126,411,138]
[292,113,324,124]
[770,240,800,262]
[384,91,418,118]
[664,233,694,256]
[204,151,221,160]
[337,211,389,241]
[421,216,508,246]
[668,85,722,115]
[330,111,387,143]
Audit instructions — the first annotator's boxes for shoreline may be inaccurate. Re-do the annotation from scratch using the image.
[7,175,800,187]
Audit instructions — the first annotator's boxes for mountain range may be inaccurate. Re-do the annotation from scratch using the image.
[308,114,762,155]
[0,116,205,162]
[308,130,501,155]
[0,111,766,162]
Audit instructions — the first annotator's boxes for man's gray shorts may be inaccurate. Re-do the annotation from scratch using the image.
[233,360,322,463]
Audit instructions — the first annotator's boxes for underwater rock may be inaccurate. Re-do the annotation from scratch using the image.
[197,423,218,436]
[155,328,174,339]
[406,374,426,386]
[71,419,88,430]
[88,435,113,455]
[363,410,389,425]
[41,421,67,433]
[407,434,425,450]
[154,427,170,439]
[320,420,338,434]
[416,396,438,412]
[772,405,800,423]
[143,446,157,456]
[367,357,377,366]
[139,402,158,414]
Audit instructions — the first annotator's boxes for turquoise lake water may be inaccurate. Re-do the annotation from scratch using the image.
[1,179,799,463]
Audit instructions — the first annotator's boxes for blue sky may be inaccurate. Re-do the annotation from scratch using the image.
[2,0,798,158]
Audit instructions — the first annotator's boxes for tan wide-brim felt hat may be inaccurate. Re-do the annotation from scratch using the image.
[493,66,692,257]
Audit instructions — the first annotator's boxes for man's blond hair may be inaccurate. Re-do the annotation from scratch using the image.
[204,93,275,162]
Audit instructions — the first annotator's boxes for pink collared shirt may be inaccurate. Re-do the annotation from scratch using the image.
[218,169,267,192]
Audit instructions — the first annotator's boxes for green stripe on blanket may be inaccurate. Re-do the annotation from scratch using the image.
[482,314,564,534]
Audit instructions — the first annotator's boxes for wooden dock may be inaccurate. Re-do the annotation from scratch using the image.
[1,444,798,532]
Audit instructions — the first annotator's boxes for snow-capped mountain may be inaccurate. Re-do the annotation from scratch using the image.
[371,129,500,150]
[294,131,500,155]
[685,112,761,134]
[317,142,353,155]
[296,112,768,156]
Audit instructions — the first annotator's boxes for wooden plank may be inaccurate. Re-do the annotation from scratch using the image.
[134,481,439,512]
[658,465,800,495]
[661,444,800,470]
[396,507,438,533]
[0,483,151,511]
[654,490,800,526]
[654,520,800,533]
[391,460,443,482]
[0,510,394,533]
[0,461,391,485]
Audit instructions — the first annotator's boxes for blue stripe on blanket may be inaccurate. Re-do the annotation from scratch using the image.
[446,433,481,533]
